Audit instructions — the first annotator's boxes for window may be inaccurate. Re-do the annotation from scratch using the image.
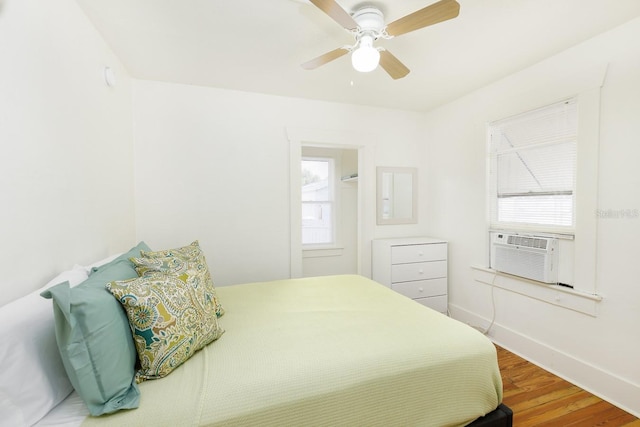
[301,157,335,245]
[489,98,577,233]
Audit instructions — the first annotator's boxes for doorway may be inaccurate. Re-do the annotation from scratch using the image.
[287,127,374,279]
[300,146,358,277]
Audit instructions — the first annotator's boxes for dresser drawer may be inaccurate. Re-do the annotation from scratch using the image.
[391,261,447,283]
[414,295,448,313]
[391,243,447,264]
[392,278,447,299]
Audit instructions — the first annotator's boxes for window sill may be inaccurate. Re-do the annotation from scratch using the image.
[302,247,344,258]
[471,265,602,317]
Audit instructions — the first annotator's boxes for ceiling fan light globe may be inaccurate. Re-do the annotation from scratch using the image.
[352,46,380,72]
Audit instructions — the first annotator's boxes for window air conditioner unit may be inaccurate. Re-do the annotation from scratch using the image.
[490,233,559,284]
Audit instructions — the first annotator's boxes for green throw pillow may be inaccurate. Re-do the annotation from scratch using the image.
[41,242,150,416]
[107,273,224,382]
[131,240,224,317]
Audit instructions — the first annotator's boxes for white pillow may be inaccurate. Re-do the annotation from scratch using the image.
[0,267,88,426]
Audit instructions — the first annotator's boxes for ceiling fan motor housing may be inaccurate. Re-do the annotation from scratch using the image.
[352,7,385,34]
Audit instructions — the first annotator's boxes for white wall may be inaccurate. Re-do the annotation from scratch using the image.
[0,0,136,306]
[424,17,640,415]
[132,80,426,286]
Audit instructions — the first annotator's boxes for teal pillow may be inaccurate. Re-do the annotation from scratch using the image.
[41,242,150,416]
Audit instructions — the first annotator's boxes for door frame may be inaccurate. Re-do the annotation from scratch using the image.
[287,127,374,279]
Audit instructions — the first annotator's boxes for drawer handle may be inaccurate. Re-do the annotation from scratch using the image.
[418,251,424,256]
[418,269,424,274]
[418,287,424,293]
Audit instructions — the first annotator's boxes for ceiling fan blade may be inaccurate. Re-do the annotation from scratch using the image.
[379,50,410,79]
[309,0,358,30]
[301,48,349,70]
[386,0,460,37]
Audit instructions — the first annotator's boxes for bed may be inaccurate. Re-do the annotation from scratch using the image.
[2,244,511,427]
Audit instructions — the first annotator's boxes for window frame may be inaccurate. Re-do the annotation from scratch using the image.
[488,98,578,236]
[301,155,339,249]
[484,83,603,295]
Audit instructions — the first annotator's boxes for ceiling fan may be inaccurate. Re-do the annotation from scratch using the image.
[301,0,460,79]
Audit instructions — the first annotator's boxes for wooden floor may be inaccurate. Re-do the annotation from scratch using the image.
[497,346,639,427]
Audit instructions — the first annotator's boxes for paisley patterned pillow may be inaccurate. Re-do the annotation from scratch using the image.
[106,273,224,382]
[131,241,224,318]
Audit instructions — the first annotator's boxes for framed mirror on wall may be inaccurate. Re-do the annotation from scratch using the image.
[376,167,418,225]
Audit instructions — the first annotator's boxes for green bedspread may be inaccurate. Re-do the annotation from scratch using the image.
[83,275,502,426]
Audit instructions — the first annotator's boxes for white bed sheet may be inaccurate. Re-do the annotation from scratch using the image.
[35,392,87,427]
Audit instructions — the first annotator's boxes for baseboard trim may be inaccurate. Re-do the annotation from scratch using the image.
[450,303,640,418]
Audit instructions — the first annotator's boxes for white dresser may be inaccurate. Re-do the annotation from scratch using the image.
[372,237,448,314]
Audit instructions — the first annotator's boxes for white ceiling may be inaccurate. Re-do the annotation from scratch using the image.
[76,0,640,112]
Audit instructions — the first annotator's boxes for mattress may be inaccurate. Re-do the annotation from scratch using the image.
[77,274,502,426]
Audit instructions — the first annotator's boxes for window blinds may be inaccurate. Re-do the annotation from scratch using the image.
[489,99,577,230]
